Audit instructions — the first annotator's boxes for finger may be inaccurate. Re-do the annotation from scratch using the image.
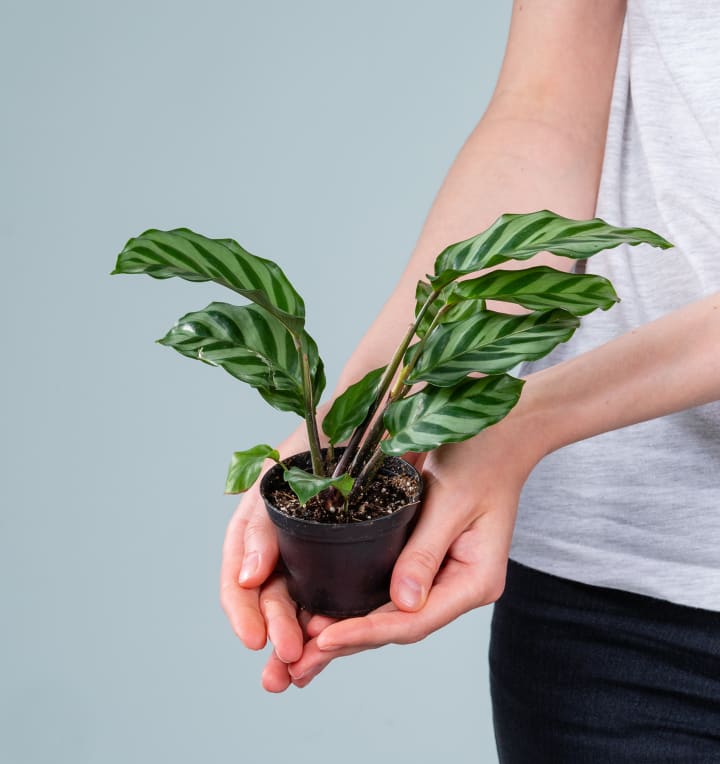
[288,636,367,687]
[304,613,338,639]
[219,581,267,650]
[260,575,304,664]
[237,430,310,588]
[261,649,293,693]
[220,496,273,649]
[237,496,278,588]
[399,450,427,471]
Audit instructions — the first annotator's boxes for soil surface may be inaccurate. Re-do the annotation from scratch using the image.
[268,470,419,524]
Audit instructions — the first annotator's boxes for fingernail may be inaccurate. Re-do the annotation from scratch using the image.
[238,551,259,584]
[396,577,424,609]
[316,635,338,651]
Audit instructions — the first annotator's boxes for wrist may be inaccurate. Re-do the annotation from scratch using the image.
[494,372,559,475]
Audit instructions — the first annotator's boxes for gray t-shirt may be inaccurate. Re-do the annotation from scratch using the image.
[510,1,720,610]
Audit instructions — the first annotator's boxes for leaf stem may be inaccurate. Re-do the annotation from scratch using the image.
[348,412,389,475]
[331,288,442,478]
[399,304,450,385]
[348,302,451,473]
[297,340,324,476]
[349,445,386,502]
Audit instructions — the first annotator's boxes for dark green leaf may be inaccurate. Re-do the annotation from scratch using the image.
[113,228,306,333]
[283,467,355,506]
[322,366,386,445]
[431,210,672,287]
[449,266,619,315]
[414,280,485,338]
[406,309,580,386]
[381,375,524,455]
[225,444,281,494]
[158,302,325,415]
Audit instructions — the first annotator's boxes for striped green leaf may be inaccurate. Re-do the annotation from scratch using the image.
[322,366,386,445]
[406,309,580,386]
[431,210,672,287]
[414,280,485,338]
[113,228,306,333]
[381,375,524,455]
[158,302,325,415]
[449,266,619,316]
[225,445,281,494]
[283,467,355,506]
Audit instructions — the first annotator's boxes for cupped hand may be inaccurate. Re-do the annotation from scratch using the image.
[285,418,542,688]
[219,431,311,691]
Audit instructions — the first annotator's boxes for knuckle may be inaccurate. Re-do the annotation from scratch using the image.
[400,628,426,646]
[244,519,269,543]
[406,546,442,578]
[472,573,506,606]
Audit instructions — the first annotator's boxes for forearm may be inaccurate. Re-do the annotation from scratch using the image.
[512,291,720,458]
[334,115,607,392]
[333,0,626,392]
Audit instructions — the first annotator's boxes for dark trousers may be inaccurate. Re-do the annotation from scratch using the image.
[490,560,720,763]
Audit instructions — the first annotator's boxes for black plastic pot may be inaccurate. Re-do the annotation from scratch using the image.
[260,449,423,618]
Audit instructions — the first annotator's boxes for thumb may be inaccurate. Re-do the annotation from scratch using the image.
[389,485,467,612]
[236,489,279,588]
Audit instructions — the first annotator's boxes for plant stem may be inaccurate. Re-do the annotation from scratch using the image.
[325,443,335,471]
[399,304,450,384]
[348,413,389,475]
[349,445,386,502]
[297,340,324,476]
[331,288,442,478]
[349,303,450,474]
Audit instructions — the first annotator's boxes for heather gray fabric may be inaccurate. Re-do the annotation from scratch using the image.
[510,1,720,610]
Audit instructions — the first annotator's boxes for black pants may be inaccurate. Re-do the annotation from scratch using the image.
[490,560,720,763]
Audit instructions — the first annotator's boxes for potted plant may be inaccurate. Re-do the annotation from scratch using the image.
[112,209,670,616]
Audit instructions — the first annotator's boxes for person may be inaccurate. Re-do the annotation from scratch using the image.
[220,1,720,759]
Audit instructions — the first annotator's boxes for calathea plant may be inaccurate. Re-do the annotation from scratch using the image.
[112,210,670,517]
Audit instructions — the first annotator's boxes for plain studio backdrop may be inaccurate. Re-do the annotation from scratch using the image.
[2,2,512,762]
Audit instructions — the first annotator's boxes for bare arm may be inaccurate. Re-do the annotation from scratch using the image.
[335,0,627,385]
[519,292,720,455]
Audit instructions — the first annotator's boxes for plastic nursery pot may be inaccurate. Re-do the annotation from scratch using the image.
[260,449,423,618]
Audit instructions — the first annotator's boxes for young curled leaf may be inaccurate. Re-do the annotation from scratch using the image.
[225,444,281,494]
[283,468,355,507]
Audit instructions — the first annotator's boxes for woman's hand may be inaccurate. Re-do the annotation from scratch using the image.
[220,403,541,691]
[219,430,311,690]
[284,412,545,688]
[282,288,720,688]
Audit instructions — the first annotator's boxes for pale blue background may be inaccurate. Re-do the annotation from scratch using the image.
[2,2,511,762]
